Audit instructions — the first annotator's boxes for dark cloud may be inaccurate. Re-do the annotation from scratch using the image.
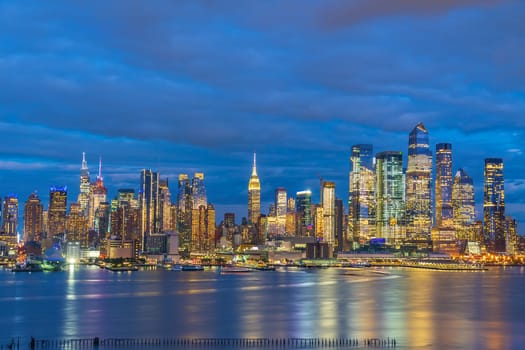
[0,0,524,231]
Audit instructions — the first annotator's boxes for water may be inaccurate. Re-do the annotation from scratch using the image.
[1,265,525,349]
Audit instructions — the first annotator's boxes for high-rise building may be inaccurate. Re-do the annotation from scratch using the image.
[376,151,405,243]
[23,192,43,242]
[335,198,344,251]
[435,143,453,227]
[322,181,336,247]
[483,158,505,252]
[140,169,160,250]
[248,152,261,225]
[48,186,68,237]
[274,187,287,235]
[452,169,476,240]
[191,204,216,252]
[177,174,193,251]
[66,202,87,245]
[159,179,172,232]
[2,195,18,236]
[348,144,375,243]
[406,123,433,237]
[78,152,91,217]
[89,157,107,229]
[296,190,312,236]
[191,173,207,210]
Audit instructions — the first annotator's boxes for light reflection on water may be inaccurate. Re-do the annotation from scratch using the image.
[1,266,524,349]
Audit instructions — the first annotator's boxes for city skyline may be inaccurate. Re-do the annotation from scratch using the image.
[0,1,524,233]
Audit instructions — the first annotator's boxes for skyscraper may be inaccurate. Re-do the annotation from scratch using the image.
[275,187,287,235]
[483,158,505,252]
[140,169,160,250]
[177,174,192,251]
[375,151,405,243]
[78,152,91,217]
[296,190,312,236]
[322,181,336,247]
[452,169,476,240]
[90,157,107,230]
[48,186,68,237]
[159,179,172,232]
[23,192,43,242]
[191,173,207,210]
[348,144,375,243]
[2,195,18,236]
[406,123,432,237]
[248,152,261,225]
[191,204,216,252]
[435,143,453,227]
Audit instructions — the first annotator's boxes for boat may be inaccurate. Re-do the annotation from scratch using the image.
[42,245,66,271]
[105,263,139,271]
[12,261,43,272]
[181,264,204,271]
[220,265,254,274]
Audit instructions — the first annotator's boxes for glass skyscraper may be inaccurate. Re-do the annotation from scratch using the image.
[452,168,475,240]
[296,190,312,236]
[248,153,261,225]
[435,143,453,227]
[48,186,68,237]
[191,173,207,210]
[322,181,336,247]
[348,144,375,242]
[483,158,505,252]
[375,151,405,244]
[406,123,432,237]
[140,169,160,251]
[23,192,43,242]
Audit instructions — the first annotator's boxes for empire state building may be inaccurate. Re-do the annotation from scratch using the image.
[248,152,261,225]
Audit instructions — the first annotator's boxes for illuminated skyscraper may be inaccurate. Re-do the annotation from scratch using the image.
[140,169,160,250]
[348,144,375,242]
[66,202,87,245]
[375,151,405,243]
[322,181,336,246]
[435,143,453,227]
[177,174,192,251]
[78,152,91,217]
[406,123,432,237]
[191,204,216,252]
[296,190,312,236]
[90,157,107,230]
[2,195,18,236]
[275,187,287,235]
[191,173,207,210]
[159,179,172,232]
[452,169,476,240]
[248,152,261,225]
[483,158,505,252]
[335,198,344,251]
[23,192,43,242]
[48,186,68,236]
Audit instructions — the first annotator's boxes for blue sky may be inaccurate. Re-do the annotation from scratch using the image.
[0,0,524,232]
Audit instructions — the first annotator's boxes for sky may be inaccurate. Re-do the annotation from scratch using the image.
[0,0,524,233]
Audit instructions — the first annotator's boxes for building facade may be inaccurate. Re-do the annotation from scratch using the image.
[483,158,505,252]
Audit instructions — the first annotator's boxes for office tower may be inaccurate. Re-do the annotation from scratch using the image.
[89,157,107,229]
[191,173,207,209]
[296,190,312,236]
[191,204,215,252]
[435,143,453,228]
[224,213,235,227]
[140,169,160,250]
[117,189,137,208]
[111,191,140,242]
[95,202,110,238]
[23,192,43,242]
[452,169,476,239]
[505,217,518,255]
[177,174,192,250]
[406,123,433,237]
[322,181,336,246]
[2,195,18,235]
[348,144,376,242]
[274,187,287,235]
[48,186,68,236]
[314,205,324,237]
[375,151,405,243]
[248,152,261,225]
[483,158,505,252]
[66,202,87,245]
[335,199,344,251]
[159,179,172,232]
[78,152,91,216]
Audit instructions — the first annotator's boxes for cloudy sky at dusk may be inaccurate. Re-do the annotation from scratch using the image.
[0,0,524,232]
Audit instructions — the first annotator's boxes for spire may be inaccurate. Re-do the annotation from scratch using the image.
[81,152,87,170]
[251,152,258,177]
[97,156,103,181]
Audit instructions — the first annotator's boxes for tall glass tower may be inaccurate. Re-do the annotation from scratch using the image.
[348,144,375,242]
[78,152,91,217]
[24,192,43,242]
[248,153,261,225]
[191,173,207,210]
[452,169,475,239]
[375,151,405,244]
[406,123,432,237]
[483,158,505,252]
[296,190,312,236]
[48,186,68,236]
[322,181,336,247]
[435,143,453,227]
[140,169,160,250]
